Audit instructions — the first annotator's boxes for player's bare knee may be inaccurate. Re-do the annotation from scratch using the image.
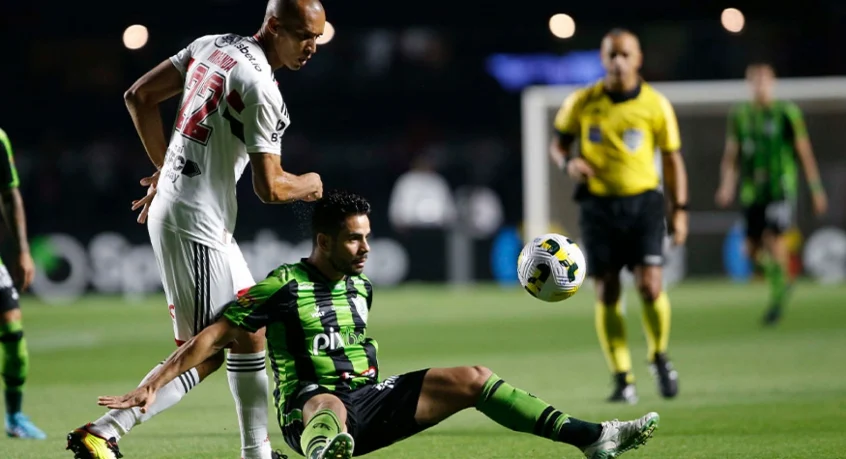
[196,350,226,380]
[462,366,493,401]
[637,283,660,302]
[636,269,662,302]
[763,232,787,259]
[207,349,226,368]
[303,393,347,427]
[305,393,344,413]
[229,327,266,354]
[596,274,621,305]
[0,308,20,324]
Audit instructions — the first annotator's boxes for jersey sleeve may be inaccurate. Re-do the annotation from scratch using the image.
[552,90,585,135]
[654,94,682,153]
[784,102,808,140]
[0,129,20,190]
[169,35,214,77]
[223,274,292,332]
[240,83,289,155]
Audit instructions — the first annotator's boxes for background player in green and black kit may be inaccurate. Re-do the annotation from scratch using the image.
[716,63,828,325]
[99,190,660,459]
[0,128,45,439]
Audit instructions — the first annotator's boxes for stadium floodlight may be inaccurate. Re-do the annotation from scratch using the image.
[549,14,575,39]
[721,8,745,33]
[123,25,149,50]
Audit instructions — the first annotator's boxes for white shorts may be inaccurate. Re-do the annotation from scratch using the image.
[148,221,255,344]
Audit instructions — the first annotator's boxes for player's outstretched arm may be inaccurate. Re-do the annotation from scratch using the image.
[124,59,185,169]
[249,153,323,203]
[97,317,240,412]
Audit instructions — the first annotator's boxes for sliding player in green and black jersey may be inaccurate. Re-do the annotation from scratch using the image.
[98,190,660,459]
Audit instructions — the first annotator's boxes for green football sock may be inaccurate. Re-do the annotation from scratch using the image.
[764,259,789,310]
[476,374,602,448]
[301,409,343,458]
[0,320,28,415]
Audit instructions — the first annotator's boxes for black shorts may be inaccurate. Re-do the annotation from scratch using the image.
[0,264,19,313]
[578,189,666,276]
[743,200,793,240]
[281,369,431,457]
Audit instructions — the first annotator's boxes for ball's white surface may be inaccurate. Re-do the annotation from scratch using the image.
[517,233,587,302]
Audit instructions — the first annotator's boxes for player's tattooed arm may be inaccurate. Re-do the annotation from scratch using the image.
[249,153,323,203]
[124,59,185,169]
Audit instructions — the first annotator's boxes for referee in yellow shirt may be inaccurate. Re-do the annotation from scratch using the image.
[549,29,689,404]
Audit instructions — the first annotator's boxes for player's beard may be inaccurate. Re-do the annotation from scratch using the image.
[328,250,365,276]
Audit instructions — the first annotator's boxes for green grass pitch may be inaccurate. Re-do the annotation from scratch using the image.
[5,280,846,458]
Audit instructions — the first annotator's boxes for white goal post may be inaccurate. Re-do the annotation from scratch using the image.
[521,76,846,243]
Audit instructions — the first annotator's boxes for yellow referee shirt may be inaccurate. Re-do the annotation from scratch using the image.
[553,80,681,197]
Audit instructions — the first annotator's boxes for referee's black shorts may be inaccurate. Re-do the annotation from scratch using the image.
[578,189,666,277]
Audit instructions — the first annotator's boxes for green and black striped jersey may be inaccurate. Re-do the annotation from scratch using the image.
[726,101,806,205]
[224,259,378,403]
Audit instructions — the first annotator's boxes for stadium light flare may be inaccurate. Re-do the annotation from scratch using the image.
[316,21,335,45]
[123,24,149,50]
[548,14,576,39]
[721,8,745,33]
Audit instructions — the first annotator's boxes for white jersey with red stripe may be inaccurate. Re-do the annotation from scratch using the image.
[148,33,290,250]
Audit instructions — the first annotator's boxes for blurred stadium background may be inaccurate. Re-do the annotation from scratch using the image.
[3,1,846,458]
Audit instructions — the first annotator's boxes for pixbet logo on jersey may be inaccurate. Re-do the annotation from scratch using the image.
[311,327,366,356]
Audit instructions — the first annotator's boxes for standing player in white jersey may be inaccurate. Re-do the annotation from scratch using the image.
[66,1,326,458]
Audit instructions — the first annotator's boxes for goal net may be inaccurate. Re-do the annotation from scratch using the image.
[521,77,846,282]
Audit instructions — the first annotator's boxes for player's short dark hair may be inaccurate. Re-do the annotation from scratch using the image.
[312,190,371,241]
[606,27,636,38]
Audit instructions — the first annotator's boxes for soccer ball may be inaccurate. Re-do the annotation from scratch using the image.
[517,233,587,302]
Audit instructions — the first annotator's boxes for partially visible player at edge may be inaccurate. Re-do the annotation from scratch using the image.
[66,1,325,458]
[98,190,660,459]
[0,128,43,440]
[715,62,827,325]
[549,28,688,404]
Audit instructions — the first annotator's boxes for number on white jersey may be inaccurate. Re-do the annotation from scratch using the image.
[176,64,227,145]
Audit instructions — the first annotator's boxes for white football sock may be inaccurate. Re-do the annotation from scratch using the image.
[89,363,200,441]
[227,351,271,459]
